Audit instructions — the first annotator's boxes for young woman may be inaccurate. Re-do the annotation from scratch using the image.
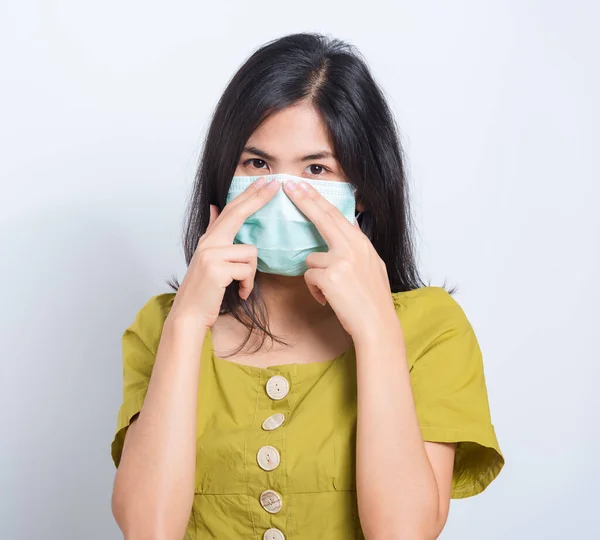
[110,33,505,540]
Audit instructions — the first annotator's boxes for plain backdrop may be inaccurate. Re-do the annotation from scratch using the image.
[1,1,598,539]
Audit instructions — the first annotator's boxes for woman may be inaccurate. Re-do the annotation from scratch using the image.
[111,32,505,539]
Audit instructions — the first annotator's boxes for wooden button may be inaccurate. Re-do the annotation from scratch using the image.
[262,413,285,431]
[265,375,290,400]
[263,528,285,540]
[257,445,280,471]
[260,489,283,513]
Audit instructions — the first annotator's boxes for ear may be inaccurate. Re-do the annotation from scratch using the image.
[208,204,221,228]
[354,194,365,227]
[353,208,365,230]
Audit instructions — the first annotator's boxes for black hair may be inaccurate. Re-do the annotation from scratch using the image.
[168,32,455,357]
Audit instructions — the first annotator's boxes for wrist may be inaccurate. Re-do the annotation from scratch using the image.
[352,310,403,352]
[163,312,208,344]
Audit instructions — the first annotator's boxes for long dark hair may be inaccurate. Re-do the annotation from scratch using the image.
[168,32,454,356]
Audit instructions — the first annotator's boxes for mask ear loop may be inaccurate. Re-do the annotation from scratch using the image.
[355,211,363,224]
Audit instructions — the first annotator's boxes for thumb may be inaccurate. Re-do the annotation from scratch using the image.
[304,269,328,306]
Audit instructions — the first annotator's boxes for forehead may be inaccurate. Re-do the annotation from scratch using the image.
[246,102,334,155]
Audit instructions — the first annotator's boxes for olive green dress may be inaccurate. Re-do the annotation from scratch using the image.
[111,286,505,539]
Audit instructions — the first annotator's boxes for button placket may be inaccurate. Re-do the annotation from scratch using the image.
[257,373,291,538]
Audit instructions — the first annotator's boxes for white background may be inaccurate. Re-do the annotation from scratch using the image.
[1,1,598,538]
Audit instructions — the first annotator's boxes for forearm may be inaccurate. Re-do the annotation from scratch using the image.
[354,322,440,540]
[112,316,205,540]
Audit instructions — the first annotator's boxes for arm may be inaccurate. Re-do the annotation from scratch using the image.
[354,321,455,540]
[111,175,280,539]
[280,179,502,537]
[111,318,205,540]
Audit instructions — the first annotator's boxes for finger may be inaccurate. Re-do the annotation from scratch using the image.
[224,261,256,299]
[205,176,267,241]
[210,244,258,263]
[283,179,350,247]
[303,268,328,306]
[235,262,257,300]
[236,248,257,299]
[210,245,258,298]
[305,251,330,269]
[214,177,281,243]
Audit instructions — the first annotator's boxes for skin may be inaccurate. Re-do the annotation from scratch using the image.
[112,100,456,540]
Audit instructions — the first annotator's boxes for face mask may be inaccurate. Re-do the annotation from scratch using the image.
[226,173,358,276]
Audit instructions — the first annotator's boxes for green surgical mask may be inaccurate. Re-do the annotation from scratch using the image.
[226,173,358,276]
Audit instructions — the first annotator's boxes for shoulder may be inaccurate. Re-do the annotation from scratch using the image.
[390,287,477,364]
[129,292,176,328]
[123,292,177,354]
[391,286,471,331]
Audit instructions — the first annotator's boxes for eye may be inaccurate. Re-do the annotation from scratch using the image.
[305,164,330,176]
[242,158,269,170]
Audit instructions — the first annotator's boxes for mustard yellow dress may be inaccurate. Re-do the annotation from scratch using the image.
[111,286,505,539]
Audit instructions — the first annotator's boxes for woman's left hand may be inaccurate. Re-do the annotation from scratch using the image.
[283,178,399,342]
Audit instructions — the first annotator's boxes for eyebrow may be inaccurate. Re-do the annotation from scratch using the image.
[242,145,336,162]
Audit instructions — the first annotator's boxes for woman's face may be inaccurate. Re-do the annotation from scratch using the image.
[234,101,347,182]
[234,101,365,212]
[234,102,364,212]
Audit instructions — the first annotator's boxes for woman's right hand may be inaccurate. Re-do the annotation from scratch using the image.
[168,176,280,331]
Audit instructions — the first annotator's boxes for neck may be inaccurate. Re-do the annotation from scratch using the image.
[254,271,333,328]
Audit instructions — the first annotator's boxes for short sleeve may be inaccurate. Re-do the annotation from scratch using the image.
[110,293,176,468]
[393,287,505,499]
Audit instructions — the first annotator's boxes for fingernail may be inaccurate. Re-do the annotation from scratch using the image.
[285,179,297,191]
[268,178,280,189]
[298,180,310,191]
[254,176,266,188]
